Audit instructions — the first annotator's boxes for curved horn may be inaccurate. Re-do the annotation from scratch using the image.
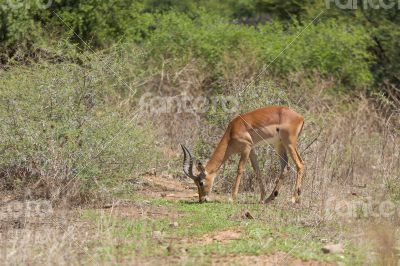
[181,144,196,179]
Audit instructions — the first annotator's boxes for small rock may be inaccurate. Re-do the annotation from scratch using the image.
[166,245,174,254]
[180,247,188,254]
[170,222,179,228]
[152,231,162,239]
[244,210,254,219]
[322,243,344,254]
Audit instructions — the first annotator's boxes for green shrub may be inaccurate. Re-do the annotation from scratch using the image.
[258,20,373,86]
[0,0,155,55]
[145,12,372,88]
[386,180,400,201]
[0,50,162,203]
[54,0,156,46]
[0,2,375,89]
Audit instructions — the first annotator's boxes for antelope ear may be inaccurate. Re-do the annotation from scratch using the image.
[196,161,205,173]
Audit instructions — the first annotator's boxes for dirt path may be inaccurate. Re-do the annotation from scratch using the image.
[139,174,199,200]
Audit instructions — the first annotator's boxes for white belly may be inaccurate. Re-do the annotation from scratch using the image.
[250,125,281,148]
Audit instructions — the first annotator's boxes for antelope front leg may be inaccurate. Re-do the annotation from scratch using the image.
[231,147,251,201]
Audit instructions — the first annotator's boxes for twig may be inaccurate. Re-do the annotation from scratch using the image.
[301,128,323,154]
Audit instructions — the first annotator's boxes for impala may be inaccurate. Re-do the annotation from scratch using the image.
[181,105,304,204]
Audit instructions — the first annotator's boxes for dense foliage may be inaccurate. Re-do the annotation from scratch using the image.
[0,0,399,95]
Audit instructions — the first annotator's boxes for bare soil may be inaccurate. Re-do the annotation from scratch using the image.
[136,174,199,200]
[179,229,243,245]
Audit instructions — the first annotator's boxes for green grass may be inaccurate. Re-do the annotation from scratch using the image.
[80,196,368,265]
[386,180,400,201]
[82,209,171,259]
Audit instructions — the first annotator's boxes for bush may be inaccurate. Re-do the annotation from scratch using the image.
[258,20,373,87]
[144,12,373,88]
[0,50,162,204]
[54,0,156,46]
[0,0,155,57]
[0,2,374,90]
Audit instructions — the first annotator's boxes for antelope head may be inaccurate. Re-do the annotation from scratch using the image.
[180,144,212,203]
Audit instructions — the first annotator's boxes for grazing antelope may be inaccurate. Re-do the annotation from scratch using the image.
[181,106,305,204]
